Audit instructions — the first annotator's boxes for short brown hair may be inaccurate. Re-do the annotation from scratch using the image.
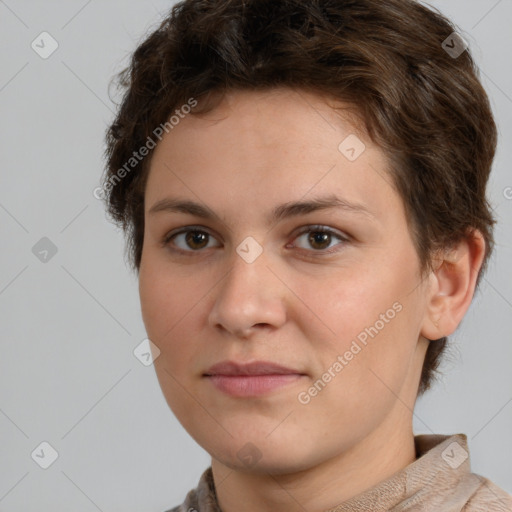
[102,0,497,396]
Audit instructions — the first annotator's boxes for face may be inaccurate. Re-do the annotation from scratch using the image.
[139,88,430,474]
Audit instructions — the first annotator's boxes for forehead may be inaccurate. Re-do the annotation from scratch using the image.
[181,88,367,149]
[144,88,400,225]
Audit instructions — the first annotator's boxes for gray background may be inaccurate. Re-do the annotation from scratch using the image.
[0,1,511,511]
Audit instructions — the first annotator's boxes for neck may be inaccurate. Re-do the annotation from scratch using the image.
[211,404,417,512]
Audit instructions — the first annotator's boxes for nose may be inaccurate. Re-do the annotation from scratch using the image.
[208,248,287,338]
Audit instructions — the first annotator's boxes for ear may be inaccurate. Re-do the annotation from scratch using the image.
[421,230,486,340]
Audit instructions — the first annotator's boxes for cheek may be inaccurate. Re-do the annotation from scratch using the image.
[305,256,423,388]
[139,264,206,417]
[139,263,210,376]
[140,253,195,323]
[298,267,406,346]
[139,264,191,347]
[296,292,419,440]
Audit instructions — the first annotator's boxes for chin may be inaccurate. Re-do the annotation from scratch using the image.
[208,432,321,475]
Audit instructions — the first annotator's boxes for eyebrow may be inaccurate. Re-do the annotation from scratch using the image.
[148,194,374,225]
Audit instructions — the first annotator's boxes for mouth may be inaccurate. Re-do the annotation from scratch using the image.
[203,360,307,397]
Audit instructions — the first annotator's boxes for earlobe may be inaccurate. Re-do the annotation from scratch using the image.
[421,230,486,341]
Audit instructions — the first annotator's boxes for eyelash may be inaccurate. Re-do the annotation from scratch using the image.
[161,225,350,257]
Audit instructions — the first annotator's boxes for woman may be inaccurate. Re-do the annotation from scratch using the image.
[101,0,512,510]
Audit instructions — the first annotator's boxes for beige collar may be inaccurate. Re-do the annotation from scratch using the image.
[168,434,512,512]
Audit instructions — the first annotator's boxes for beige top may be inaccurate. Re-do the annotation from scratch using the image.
[166,433,512,511]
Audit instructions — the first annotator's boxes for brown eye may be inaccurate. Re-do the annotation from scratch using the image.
[184,231,209,250]
[308,231,332,250]
[293,226,348,253]
[164,228,220,252]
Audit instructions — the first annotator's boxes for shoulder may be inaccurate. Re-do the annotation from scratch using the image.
[462,474,512,511]
[161,467,215,512]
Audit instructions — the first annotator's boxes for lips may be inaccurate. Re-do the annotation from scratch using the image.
[203,361,306,397]
[204,360,303,376]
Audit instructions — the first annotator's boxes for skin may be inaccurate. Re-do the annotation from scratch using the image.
[138,88,485,512]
